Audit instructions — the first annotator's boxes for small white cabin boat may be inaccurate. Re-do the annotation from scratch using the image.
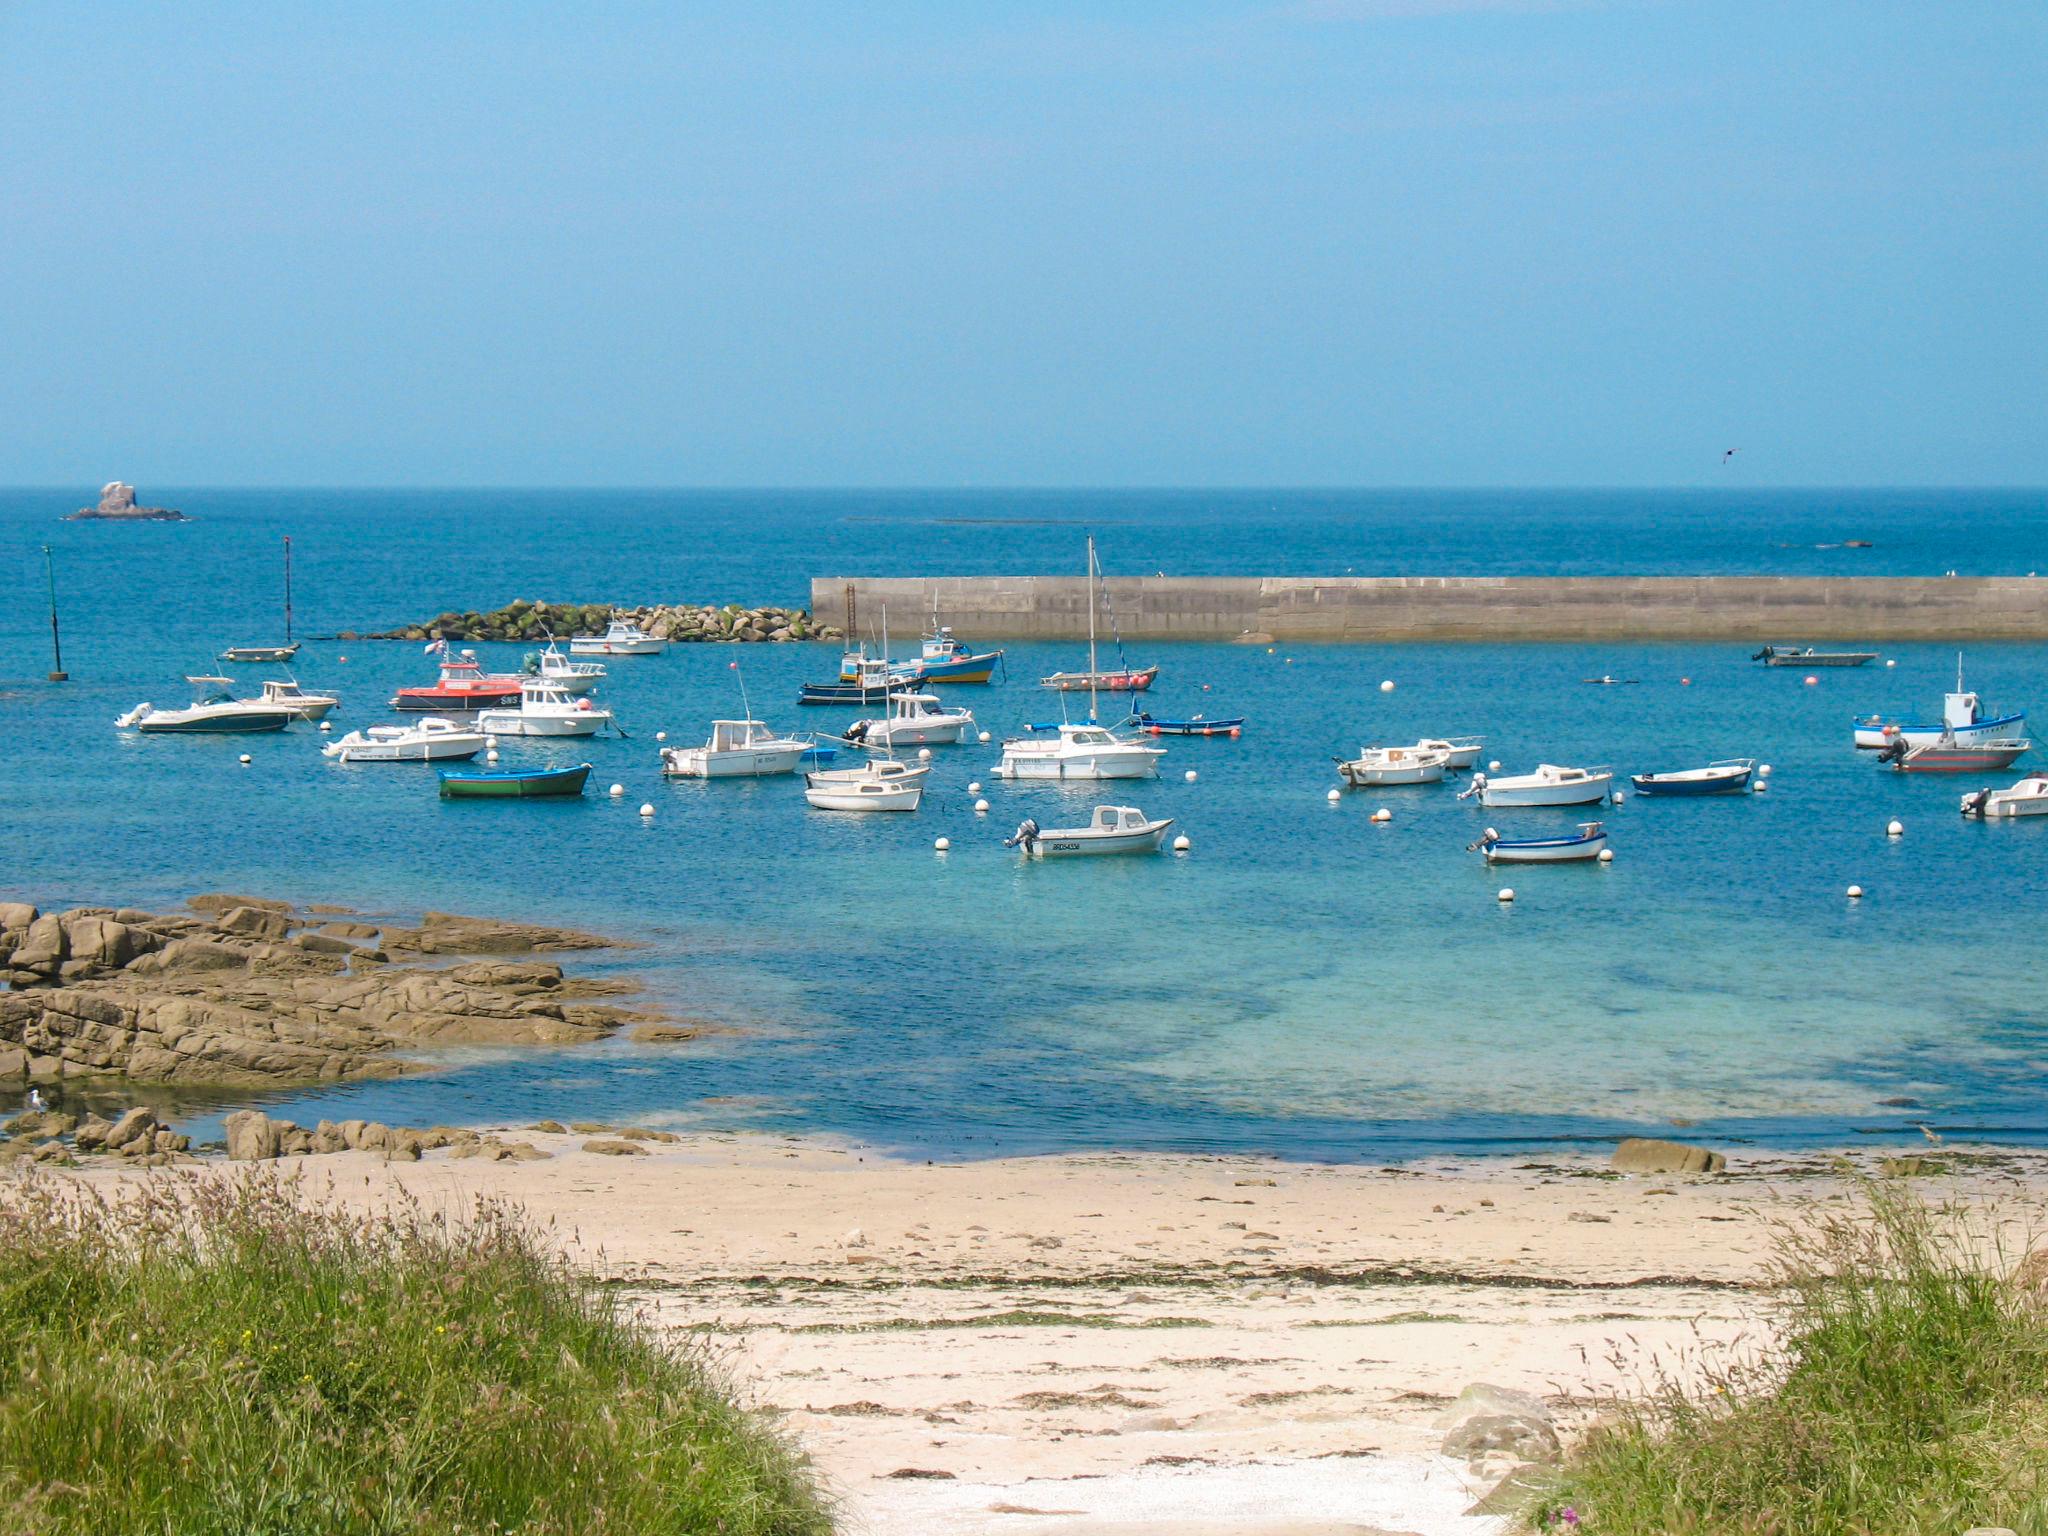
[257,679,340,721]
[1005,806,1174,858]
[570,620,666,656]
[992,722,1164,781]
[528,642,606,695]
[803,772,923,811]
[1473,822,1609,863]
[1460,763,1612,808]
[660,719,809,778]
[803,758,930,789]
[1337,745,1450,786]
[322,717,485,762]
[1416,736,1484,770]
[1961,773,2048,819]
[848,692,976,748]
[476,681,613,738]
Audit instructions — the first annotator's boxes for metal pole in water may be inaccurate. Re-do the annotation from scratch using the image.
[284,535,294,645]
[42,545,67,681]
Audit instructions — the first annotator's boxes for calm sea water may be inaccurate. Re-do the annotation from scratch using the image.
[3,487,2045,1159]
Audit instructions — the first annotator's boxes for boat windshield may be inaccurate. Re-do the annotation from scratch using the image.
[1070,729,1114,745]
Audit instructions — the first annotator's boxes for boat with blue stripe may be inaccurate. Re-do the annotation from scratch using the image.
[1630,758,1756,797]
[1471,822,1609,863]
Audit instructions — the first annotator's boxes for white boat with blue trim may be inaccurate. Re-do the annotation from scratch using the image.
[1460,763,1612,808]
[1472,822,1609,863]
[1853,656,2024,749]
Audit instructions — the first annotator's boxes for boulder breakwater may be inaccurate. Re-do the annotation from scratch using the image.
[813,574,2048,642]
[358,598,836,644]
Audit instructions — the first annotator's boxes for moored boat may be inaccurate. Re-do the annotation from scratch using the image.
[392,650,525,712]
[660,719,810,777]
[569,620,665,656]
[439,762,592,798]
[1852,655,2024,749]
[116,695,294,734]
[1130,713,1244,737]
[323,717,485,762]
[801,653,902,706]
[1416,736,1484,770]
[1755,645,1879,667]
[523,642,606,695]
[993,722,1164,781]
[1961,773,2048,818]
[1041,664,1158,693]
[845,691,975,748]
[1878,736,2030,774]
[1629,758,1755,797]
[223,535,299,663]
[1472,822,1609,863]
[475,681,613,738]
[257,678,340,721]
[858,626,1004,686]
[1460,763,1612,808]
[802,770,923,811]
[1336,745,1450,786]
[1004,805,1174,858]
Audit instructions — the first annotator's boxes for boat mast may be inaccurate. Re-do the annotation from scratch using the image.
[283,536,293,645]
[42,545,67,682]
[1087,535,1098,723]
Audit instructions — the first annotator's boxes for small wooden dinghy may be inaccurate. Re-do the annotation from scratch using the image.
[1471,822,1609,863]
[438,763,592,798]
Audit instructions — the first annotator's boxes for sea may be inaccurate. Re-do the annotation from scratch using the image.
[3,486,2045,1160]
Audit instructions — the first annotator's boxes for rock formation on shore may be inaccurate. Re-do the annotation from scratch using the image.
[66,481,189,522]
[0,899,650,1086]
[357,598,839,645]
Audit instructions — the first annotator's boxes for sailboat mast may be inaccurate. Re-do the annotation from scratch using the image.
[283,536,294,644]
[42,545,67,682]
[1087,536,1098,723]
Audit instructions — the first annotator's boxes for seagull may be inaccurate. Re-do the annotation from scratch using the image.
[1722,448,1740,464]
[27,1088,44,1111]
[1918,1122,1943,1146]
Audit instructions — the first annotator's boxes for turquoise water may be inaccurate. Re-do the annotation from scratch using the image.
[3,488,2046,1158]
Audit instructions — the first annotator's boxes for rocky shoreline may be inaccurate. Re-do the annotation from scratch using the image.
[356,598,839,644]
[0,896,675,1087]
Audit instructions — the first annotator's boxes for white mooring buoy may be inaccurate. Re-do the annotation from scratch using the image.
[1887,819,1904,838]
[238,753,252,765]
[1598,847,1615,863]
[486,750,499,763]
[1759,763,1773,778]
[968,781,982,794]
[1497,887,1516,903]
[318,721,331,733]
[1327,788,1342,803]
[934,837,950,852]
[1371,807,1392,823]
[609,783,625,798]
[638,803,655,818]
[1380,679,1395,693]
[974,798,989,813]
[1173,834,1191,851]
[655,730,668,742]
[978,730,992,742]
[1612,791,1625,806]
[918,747,932,761]
[1753,780,1769,794]
[1488,759,1502,772]
[1847,884,1864,899]
[1184,770,1198,783]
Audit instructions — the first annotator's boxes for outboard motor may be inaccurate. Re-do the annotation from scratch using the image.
[1961,788,1992,818]
[1877,738,1909,766]
[844,720,867,744]
[1456,771,1487,802]
[1003,818,1040,850]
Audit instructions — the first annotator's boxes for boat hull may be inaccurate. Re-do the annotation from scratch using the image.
[221,645,300,663]
[1339,759,1446,786]
[803,783,922,811]
[1039,666,1159,693]
[474,711,609,737]
[1962,777,2048,817]
[1856,712,2026,750]
[1630,766,1754,796]
[856,719,971,747]
[1762,652,1876,667]
[133,711,293,734]
[993,752,1161,781]
[392,689,523,712]
[1478,779,1610,807]
[1481,830,1608,863]
[569,637,664,655]
[1134,715,1244,737]
[1027,821,1172,857]
[661,746,806,777]
[1893,742,2029,773]
[799,680,901,705]
[439,763,592,798]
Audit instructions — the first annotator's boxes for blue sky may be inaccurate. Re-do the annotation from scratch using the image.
[2,2,2042,487]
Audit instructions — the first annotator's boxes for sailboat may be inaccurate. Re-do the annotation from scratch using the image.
[1039,542,1156,691]
[995,537,1165,782]
[222,536,301,662]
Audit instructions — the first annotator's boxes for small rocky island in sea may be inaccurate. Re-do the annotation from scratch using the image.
[65,481,189,522]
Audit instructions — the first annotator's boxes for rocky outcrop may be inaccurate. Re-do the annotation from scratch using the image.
[6,1105,187,1162]
[66,481,189,522]
[1611,1137,1727,1175]
[223,1110,494,1162]
[0,900,655,1086]
[359,598,838,645]
[1436,1383,1563,1467]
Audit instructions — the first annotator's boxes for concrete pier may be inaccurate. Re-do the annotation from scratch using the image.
[811,575,2048,643]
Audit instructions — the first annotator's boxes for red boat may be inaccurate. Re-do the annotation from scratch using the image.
[391,654,525,713]
[1038,664,1159,693]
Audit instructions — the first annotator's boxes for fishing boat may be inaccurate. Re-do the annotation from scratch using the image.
[475,681,613,738]
[115,695,294,734]
[845,691,975,748]
[1852,657,2025,750]
[802,769,923,811]
[323,717,485,762]
[523,642,606,696]
[1472,822,1609,863]
[890,625,1003,685]
[222,536,301,662]
[1629,758,1756,797]
[1877,735,2030,774]
[1755,645,1879,667]
[256,678,339,721]
[801,652,903,706]
[1417,736,1485,770]
[1336,745,1451,786]
[1130,713,1244,737]
[1004,806,1174,858]
[391,649,525,712]
[1459,763,1612,807]
[1961,773,2048,819]
[661,719,810,777]
[569,620,665,656]
[993,722,1164,781]
[439,762,592,798]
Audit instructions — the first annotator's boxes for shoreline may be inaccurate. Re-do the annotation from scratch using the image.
[56,1131,2048,1535]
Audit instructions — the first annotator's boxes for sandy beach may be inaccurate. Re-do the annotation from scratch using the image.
[64,1133,2048,1535]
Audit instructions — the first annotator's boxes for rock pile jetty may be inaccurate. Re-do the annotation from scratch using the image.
[0,897,657,1086]
[66,481,189,522]
[359,599,837,644]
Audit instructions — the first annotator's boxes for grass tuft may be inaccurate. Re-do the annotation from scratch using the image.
[0,1169,830,1536]
[1546,1179,2048,1535]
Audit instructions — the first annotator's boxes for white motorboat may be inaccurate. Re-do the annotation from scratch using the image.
[1417,736,1484,770]
[116,695,294,734]
[661,719,810,777]
[257,678,340,721]
[1337,745,1450,786]
[1472,822,1609,863]
[992,722,1164,781]
[526,642,606,695]
[475,681,613,738]
[1004,806,1174,858]
[1459,763,1612,807]
[1961,773,2048,819]
[322,716,485,762]
[570,620,666,656]
[803,772,923,811]
[847,692,975,748]
[1853,655,2025,749]
[804,758,930,789]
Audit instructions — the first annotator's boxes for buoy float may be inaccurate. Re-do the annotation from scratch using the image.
[918,747,932,761]
[1497,888,1515,903]
[1847,884,1864,899]
[1681,677,1691,686]
[638,803,655,818]
[1887,819,1903,837]
[1804,675,1819,686]
[1326,788,1342,803]
[655,730,667,742]
[1488,759,1502,772]
[1371,807,1392,823]
[978,730,992,743]
[1612,791,1625,806]
[968,781,982,794]
[318,721,331,732]
[933,837,950,852]
[1597,848,1615,863]
[1379,679,1395,693]
[1184,770,1198,783]
[1173,833,1191,851]
[1885,658,1897,668]
[238,753,252,765]
[1753,781,1769,794]
[608,783,624,798]
[1759,763,1772,778]
[485,734,498,747]
[486,750,499,763]
[974,798,989,813]
[338,655,348,664]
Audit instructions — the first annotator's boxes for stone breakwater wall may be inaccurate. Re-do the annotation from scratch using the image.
[812,575,2048,643]
[359,598,838,644]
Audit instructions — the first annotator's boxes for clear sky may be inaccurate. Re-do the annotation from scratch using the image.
[2,2,2042,488]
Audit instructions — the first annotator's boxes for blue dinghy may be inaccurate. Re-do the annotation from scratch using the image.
[1630,758,1755,797]
[1470,822,1609,863]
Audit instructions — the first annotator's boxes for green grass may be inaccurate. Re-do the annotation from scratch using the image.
[0,1170,831,1536]
[1544,1180,2048,1535]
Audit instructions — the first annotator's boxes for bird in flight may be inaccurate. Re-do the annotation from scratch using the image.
[1722,448,1740,464]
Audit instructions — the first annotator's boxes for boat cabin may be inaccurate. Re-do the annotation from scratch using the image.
[708,719,777,751]
[1091,806,1156,833]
